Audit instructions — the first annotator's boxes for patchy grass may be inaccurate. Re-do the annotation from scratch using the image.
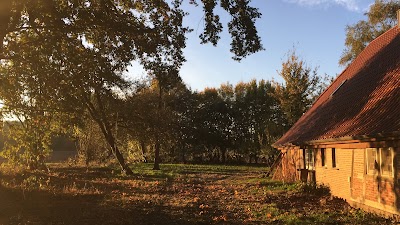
[0,163,395,225]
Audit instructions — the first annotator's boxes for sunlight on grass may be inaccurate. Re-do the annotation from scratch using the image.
[62,182,103,195]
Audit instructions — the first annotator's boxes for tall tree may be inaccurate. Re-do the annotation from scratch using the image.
[274,50,322,129]
[233,80,278,163]
[339,0,400,66]
[196,87,233,163]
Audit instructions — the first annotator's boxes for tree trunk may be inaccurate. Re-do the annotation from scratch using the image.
[104,130,133,175]
[140,140,148,163]
[181,146,186,164]
[153,85,162,170]
[221,147,226,164]
[153,139,160,170]
[85,91,133,175]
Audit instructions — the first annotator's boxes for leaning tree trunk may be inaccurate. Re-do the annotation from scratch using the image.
[100,120,133,175]
[85,92,133,175]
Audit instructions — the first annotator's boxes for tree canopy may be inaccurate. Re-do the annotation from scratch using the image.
[274,50,325,129]
[0,0,263,172]
[339,0,400,66]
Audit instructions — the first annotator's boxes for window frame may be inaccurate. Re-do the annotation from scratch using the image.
[332,148,336,168]
[366,148,378,175]
[366,147,394,178]
[380,147,394,178]
[304,149,315,170]
[321,148,326,167]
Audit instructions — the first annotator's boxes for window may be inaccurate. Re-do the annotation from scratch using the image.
[321,148,326,167]
[305,149,315,170]
[366,148,378,175]
[380,148,393,177]
[332,148,336,168]
[366,148,394,177]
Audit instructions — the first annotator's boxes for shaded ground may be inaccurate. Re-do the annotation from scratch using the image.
[0,163,395,225]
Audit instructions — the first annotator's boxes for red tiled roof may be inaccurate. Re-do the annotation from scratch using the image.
[274,26,400,147]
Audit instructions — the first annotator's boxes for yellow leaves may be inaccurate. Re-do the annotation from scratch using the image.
[133,2,144,12]
[212,215,228,222]
[198,204,210,216]
[199,204,209,209]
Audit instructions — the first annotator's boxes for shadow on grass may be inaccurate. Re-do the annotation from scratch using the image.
[0,183,232,225]
[0,165,255,225]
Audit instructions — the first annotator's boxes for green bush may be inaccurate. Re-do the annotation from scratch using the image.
[296,182,331,196]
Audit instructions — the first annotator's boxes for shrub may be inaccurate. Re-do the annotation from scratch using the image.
[297,182,331,196]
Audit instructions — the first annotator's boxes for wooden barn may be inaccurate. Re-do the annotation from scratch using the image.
[273,13,400,215]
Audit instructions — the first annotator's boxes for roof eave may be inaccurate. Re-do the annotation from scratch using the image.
[274,131,400,149]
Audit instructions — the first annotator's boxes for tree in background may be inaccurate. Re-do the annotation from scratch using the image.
[233,80,278,163]
[162,82,198,163]
[121,78,190,168]
[0,56,77,169]
[339,0,400,66]
[274,49,326,129]
[120,78,156,164]
[73,115,112,167]
[195,87,234,163]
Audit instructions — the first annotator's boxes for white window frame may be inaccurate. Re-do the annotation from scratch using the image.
[366,148,378,175]
[305,149,315,170]
[366,147,394,178]
[380,147,394,178]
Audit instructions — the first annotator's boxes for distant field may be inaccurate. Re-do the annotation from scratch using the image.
[0,163,393,225]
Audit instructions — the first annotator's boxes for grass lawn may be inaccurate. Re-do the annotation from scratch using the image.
[0,163,394,225]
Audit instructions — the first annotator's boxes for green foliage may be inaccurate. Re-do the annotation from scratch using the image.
[125,140,148,163]
[121,75,313,165]
[233,80,281,161]
[1,120,52,170]
[274,49,330,129]
[340,0,400,66]
[296,182,331,196]
[0,0,330,170]
[0,0,263,174]
[194,0,264,60]
[21,175,49,192]
[73,119,111,166]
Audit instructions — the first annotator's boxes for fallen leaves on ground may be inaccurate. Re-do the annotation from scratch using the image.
[0,163,395,225]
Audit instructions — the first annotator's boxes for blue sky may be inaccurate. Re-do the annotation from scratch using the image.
[129,0,376,91]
